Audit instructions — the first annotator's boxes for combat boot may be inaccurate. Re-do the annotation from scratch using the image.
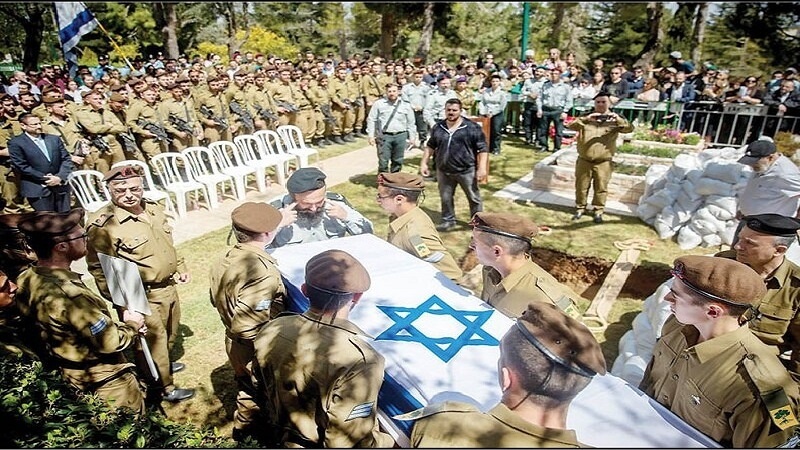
[343,133,356,142]
[332,135,346,145]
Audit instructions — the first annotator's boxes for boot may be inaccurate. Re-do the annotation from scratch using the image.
[313,138,328,147]
[332,135,346,145]
[343,133,356,143]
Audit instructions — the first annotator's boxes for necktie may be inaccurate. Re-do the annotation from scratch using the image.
[35,137,50,161]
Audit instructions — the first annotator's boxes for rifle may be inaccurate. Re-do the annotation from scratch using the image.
[119,131,140,154]
[319,104,337,125]
[137,119,172,143]
[199,104,229,129]
[168,114,195,134]
[276,101,299,113]
[229,101,255,133]
[75,122,112,154]
[352,98,364,108]
[73,139,90,158]
[255,104,278,123]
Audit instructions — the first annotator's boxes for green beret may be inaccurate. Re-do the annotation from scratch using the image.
[305,249,370,294]
[103,164,143,182]
[470,212,538,243]
[743,214,800,237]
[231,202,281,233]
[516,303,607,377]
[378,172,424,192]
[17,208,85,241]
[287,167,326,194]
[672,255,766,307]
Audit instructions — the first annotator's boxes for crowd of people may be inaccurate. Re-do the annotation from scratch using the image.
[2,45,800,448]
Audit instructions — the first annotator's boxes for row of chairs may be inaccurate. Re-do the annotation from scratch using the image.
[68,125,320,218]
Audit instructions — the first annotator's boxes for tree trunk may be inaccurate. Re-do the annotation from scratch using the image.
[551,3,567,49]
[379,11,396,60]
[691,2,709,64]
[414,2,435,62]
[22,6,45,72]
[634,2,664,71]
[161,3,180,59]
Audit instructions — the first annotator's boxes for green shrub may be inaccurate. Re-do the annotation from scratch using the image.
[617,143,681,159]
[0,354,236,448]
[612,161,649,176]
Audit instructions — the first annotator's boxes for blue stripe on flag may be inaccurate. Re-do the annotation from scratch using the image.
[58,8,98,51]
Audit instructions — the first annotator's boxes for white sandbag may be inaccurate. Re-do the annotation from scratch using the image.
[697,146,725,164]
[668,153,701,180]
[686,168,704,186]
[694,177,735,196]
[720,220,739,246]
[702,233,722,247]
[705,203,735,221]
[654,207,680,239]
[681,177,703,201]
[703,161,743,184]
[690,217,718,236]
[641,165,670,199]
[642,188,678,210]
[678,225,703,249]
[675,188,703,214]
[636,203,660,225]
[706,195,738,215]
[694,207,727,233]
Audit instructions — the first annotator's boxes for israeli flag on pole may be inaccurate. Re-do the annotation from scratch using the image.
[53,2,98,80]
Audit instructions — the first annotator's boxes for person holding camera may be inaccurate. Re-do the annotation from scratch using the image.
[565,90,633,224]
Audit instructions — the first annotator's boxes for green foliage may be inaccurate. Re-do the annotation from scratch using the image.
[583,3,654,64]
[631,124,702,146]
[235,26,299,61]
[0,355,235,448]
[617,143,681,159]
[189,42,229,65]
[612,161,649,177]
[429,3,521,64]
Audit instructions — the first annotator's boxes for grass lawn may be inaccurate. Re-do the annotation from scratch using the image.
[163,132,714,431]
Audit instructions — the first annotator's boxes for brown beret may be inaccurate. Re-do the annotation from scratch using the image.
[42,96,65,105]
[264,65,277,71]
[109,92,127,103]
[17,208,85,241]
[378,172,424,192]
[41,84,59,94]
[515,302,607,377]
[470,212,538,243]
[0,212,37,230]
[126,78,146,87]
[305,249,370,294]
[287,167,326,193]
[166,82,181,90]
[103,164,143,182]
[671,255,766,307]
[231,202,282,233]
[110,83,127,92]
[176,74,190,83]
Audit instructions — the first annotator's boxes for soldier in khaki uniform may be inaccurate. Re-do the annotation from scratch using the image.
[41,97,87,169]
[210,202,286,441]
[376,172,462,282]
[454,75,477,113]
[329,66,356,144]
[251,72,279,131]
[72,90,127,173]
[293,75,317,143]
[469,212,583,320]
[107,93,145,163]
[126,88,167,164]
[349,65,367,136]
[196,76,233,144]
[307,74,334,147]
[225,70,257,137]
[15,208,147,413]
[269,68,300,127]
[85,165,195,403]
[565,91,634,224]
[0,268,38,359]
[399,302,606,447]
[0,95,27,214]
[715,214,800,379]
[640,255,800,448]
[253,249,395,448]
[159,83,202,152]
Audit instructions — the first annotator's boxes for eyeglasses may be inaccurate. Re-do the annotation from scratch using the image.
[61,232,88,243]
[746,79,756,83]
[111,186,143,195]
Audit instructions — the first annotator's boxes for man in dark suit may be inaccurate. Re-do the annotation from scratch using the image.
[8,113,73,212]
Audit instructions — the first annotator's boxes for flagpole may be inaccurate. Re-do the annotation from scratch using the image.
[93,20,134,72]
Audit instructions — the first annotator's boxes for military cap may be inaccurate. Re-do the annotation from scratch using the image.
[286,167,326,193]
[126,78,145,87]
[41,84,59,94]
[305,249,371,294]
[738,139,776,165]
[436,73,449,82]
[264,64,277,71]
[455,76,467,83]
[42,96,64,105]
[110,83,127,92]
[671,255,766,307]
[176,74,190,83]
[108,92,127,103]
[166,82,181,90]
[0,212,37,230]
[516,302,607,377]
[470,212,538,243]
[594,89,611,99]
[103,164,143,182]
[377,172,424,192]
[743,214,800,237]
[17,208,85,241]
[231,202,282,234]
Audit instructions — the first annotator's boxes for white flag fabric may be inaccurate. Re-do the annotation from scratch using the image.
[53,2,98,78]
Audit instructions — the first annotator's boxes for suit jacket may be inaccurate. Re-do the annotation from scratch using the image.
[8,132,73,198]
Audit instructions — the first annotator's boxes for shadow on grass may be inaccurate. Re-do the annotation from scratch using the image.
[170,323,194,363]
[602,310,640,367]
[210,362,238,421]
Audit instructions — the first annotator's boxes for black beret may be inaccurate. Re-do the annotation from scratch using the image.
[744,214,800,237]
[594,90,611,99]
[17,208,85,241]
[287,167,326,193]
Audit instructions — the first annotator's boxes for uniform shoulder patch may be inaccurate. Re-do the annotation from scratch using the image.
[345,401,374,421]
[393,401,479,421]
[254,299,272,312]
[90,213,113,228]
[408,234,431,258]
[326,192,353,207]
[89,316,109,336]
[742,352,800,430]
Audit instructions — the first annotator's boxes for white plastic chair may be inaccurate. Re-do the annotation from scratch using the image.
[254,129,298,176]
[206,141,258,200]
[110,160,175,214]
[276,124,319,168]
[149,152,210,217]
[181,146,237,208]
[232,134,285,191]
[68,170,110,213]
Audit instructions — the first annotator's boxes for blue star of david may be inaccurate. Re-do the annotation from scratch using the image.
[375,295,499,362]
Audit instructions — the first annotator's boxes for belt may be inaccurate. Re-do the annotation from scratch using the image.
[54,353,121,371]
[143,277,176,291]
[383,130,408,136]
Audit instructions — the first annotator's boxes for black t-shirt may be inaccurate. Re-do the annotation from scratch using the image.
[427,118,487,174]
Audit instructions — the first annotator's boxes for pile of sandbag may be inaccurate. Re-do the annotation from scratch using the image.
[636,147,750,250]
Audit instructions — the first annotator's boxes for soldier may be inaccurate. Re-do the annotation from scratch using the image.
[1,95,26,214]
[640,255,800,448]
[348,65,367,136]
[0,212,37,282]
[251,72,279,132]
[85,165,195,403]
[454,75,476,116]
[469,212,583,320]
[195,75,233,144]
[268,167,373,248]
[107,92,144,163]
[0,268,38,359]
[366,83,417,173]
[41,97,85,168]
[269,68,300,128]
[225,70,257,137]
[400,302,606,447]
[362,64,384,114]
[126,87,168,164]
[375,172,462,282]
[72,90,127,173]
[715,214,800,380]
[253,249,395,448]
[329,66,356,144]
[307,74,334,147]
[15,208,147,413]
[159,82,202,152]
[210,202,287,441]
